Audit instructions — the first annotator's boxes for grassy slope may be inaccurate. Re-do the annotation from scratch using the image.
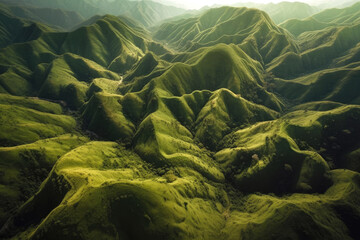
[0,14,169,106]
[0,94,78,146]
[0,3,84,30]
[0,6,359,240]
[154,7,298,65]
[0,0,186,27]
[234,1,319,24]
[0,94,89,226]
[280,2,360,37]
[273,64,360,105]
[0,7,54,49]
[268,23,360,78]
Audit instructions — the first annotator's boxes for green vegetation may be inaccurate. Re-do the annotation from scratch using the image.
[234,1,319,24]
[0,3,84,30]
[154,6,298,65]
[0,0,186,27]
[0,3,359,240]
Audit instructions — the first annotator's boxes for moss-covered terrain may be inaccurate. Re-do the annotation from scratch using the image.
[0,3,359,240]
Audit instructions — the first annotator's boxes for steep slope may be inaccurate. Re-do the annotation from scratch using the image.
[280,2,360,37]
[154,7,298,65]
[0,94,89,226]
[0,3,84,30]
[280,17,333,37]
[268,23,360,78]
[0,7,53,49]
[233,2,319,24]
[0,15,169,106]
[272,64,360,105]
[313,2,360,24]
[0,7,360,240]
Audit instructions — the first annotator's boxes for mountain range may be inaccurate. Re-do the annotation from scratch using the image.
[0,1,359,240]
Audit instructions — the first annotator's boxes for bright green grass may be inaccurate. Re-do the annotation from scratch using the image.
[0,134,88,226]
[0,103,76,146]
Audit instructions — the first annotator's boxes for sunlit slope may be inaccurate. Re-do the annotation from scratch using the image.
[280,17,333,37]
[154,7,298,65]
[217,105,360,192]
[0,94,89,226]
[0,8,359,240]
[80,44,281,183]
[281,2,360,37]
[273,65,360,105]
[312,2,360,24]
[268,23,360,78]
[234,1,318,24]
[1,141,359,240]
[0,15,168,105]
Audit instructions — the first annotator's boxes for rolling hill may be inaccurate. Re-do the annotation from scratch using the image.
[0,3,359,240]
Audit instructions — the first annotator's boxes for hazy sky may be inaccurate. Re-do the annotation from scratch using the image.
[160,0,334,9]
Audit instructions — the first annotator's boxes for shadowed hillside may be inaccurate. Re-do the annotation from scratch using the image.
[0,3,359,240]
[0,3,84,30]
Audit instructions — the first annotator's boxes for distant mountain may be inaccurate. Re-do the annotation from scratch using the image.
[0,0,186,27]
[0,6,54,49]
[280,2,360,37]
[233,1,319,24]
[317,0,360,9]
[0,3,84,30]
[0,0,100,18]
[312,1,360,24]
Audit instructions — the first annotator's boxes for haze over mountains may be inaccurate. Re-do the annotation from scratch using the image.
[0,0,359,239]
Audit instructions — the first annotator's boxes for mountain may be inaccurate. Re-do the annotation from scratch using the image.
[0,4,360,240]
[0,0,100,18]
[0,13,169,105]
[154,6,298,65]
[0,3,84,30]
[0,0,186,27]
[281,2,360,37]
[233,1,319,24]
[0,7,54,49]
[312,1,360,24]
[269,3,360,78]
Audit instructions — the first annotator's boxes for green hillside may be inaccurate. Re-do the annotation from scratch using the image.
[0,3,359,240]
[0,3,84,30]
[0,0,186,27]
[281,2,360,37]
[0,7,54,49]
[280,17,333,37]
[0,14,169,106]
[313,2,360,24]
[233,1,319,24]
[154,6,298,65]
